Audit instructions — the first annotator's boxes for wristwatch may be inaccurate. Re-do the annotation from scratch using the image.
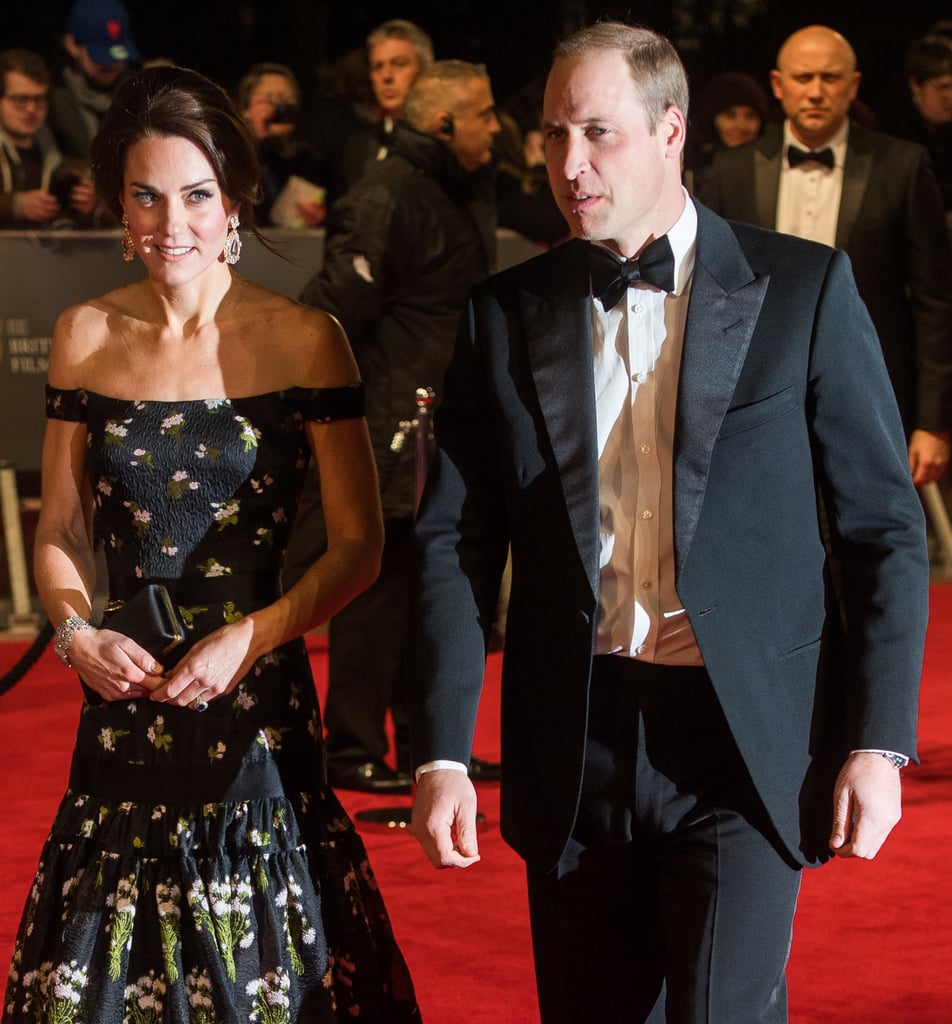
[53,615,92,668]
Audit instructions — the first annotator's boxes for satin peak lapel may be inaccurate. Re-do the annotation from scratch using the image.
[753,139,782,228]
[521,255,600,599]
[675,211,768,575]
[836,135,873,250]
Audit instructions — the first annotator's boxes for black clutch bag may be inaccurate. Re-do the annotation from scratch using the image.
[103,583,186,660]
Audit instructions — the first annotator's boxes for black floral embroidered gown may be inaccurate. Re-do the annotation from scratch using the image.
[3,386,421,1024]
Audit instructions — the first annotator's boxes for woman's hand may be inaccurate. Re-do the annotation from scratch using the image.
[66,625,166,701]
[150,616,259,711]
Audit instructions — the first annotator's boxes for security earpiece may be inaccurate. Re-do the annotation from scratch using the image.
[440,114,455,138]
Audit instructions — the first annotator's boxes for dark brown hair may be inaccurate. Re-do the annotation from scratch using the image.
[0,48,50,92]
[90,65,263,234]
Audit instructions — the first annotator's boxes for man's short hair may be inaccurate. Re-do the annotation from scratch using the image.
[367,19,434,67]
[552,21,689,129]
[0,48,50,92]
[906,34,952,85]
[404,59,488,131]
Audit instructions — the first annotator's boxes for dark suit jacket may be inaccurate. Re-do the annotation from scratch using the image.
[700,121,952,436]
[410,201,929,874]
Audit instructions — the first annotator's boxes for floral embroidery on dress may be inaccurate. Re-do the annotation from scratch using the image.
[7,387,420,1023]
[160,412,186,440]
[167,469,199,499]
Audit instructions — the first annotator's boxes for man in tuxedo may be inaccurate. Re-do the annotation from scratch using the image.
[408,21,929,1023]
[701,24,952,487]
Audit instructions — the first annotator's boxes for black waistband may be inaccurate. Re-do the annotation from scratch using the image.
[107,571,282,607]
[591,655,710,687]
[68,750,290,804]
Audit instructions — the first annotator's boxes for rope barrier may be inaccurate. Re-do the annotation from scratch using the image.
[0,460,49,694]
[0,617,53,697]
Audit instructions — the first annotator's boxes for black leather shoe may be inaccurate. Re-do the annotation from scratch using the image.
[328,759,412,795]
[469,755,502,782]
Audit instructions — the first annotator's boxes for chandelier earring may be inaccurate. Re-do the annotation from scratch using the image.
[223,214,242,265]
[121,214,136,262]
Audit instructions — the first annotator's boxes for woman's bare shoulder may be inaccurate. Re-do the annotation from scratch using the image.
[237,282,357,387]
[50,284,146,383]
[55,283,144,336]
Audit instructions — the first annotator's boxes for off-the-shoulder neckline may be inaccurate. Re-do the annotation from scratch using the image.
[48,384,360,404]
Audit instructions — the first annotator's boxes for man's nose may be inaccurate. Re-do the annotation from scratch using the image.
[560,137,591,180]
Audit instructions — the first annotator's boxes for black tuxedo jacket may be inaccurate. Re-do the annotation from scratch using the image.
[410,201,929,872]
[700,121,952,436]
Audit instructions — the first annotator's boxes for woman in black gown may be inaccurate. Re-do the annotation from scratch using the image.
[3,66,421,1023]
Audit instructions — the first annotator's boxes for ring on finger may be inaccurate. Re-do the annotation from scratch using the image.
[191,695,210,713]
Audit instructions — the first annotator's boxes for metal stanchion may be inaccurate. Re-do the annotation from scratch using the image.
[0,461,40,634]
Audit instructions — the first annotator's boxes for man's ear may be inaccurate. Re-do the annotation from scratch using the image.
[660,105,686,157]
[435,112,455,139]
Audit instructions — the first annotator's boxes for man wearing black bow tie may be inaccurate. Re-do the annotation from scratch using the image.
[702,24,952,488]
[409,21,929,1023]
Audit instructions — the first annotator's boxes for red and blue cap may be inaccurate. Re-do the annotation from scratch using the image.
[67,0,140,66]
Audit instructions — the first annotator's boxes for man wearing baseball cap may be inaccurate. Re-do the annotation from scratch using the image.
[48,0,140,160]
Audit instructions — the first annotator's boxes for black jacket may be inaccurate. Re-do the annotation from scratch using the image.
[700,121,952,436]
[410,203,928,871]
[300,124,495,517]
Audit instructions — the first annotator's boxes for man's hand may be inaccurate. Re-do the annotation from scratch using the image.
[829,751,903,859]
[908,428,950,485]
[68,178,97,216]
[411,769,481,868]
[19,189,60,223]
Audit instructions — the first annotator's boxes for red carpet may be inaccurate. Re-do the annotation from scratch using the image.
[1,585,950,1022]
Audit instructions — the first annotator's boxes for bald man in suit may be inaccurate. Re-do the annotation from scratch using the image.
[701,24,952,488]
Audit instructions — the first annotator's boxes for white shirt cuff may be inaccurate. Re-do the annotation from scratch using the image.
[851,748,910,768]
[414,759,469,784]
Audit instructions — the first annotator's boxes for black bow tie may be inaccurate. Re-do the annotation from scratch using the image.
[787,145,835,169]
[590,235,675,309]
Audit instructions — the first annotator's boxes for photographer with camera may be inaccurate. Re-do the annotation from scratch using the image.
[0,48,96,227]
[237,62,328,228]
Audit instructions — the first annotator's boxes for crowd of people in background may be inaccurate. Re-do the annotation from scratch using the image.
[3,0,952,776]
[4,2,952,239]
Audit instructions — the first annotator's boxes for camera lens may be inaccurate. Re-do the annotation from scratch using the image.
[269,103,299,125]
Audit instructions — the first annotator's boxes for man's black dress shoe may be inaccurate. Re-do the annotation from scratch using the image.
[469,755,502,782]
[328,759,412,795]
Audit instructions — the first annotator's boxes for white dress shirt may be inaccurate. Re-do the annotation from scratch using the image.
[593,193,703,665]
[775,120,849,246]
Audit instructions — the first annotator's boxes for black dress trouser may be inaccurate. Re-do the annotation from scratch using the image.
[526,656,802,1024]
